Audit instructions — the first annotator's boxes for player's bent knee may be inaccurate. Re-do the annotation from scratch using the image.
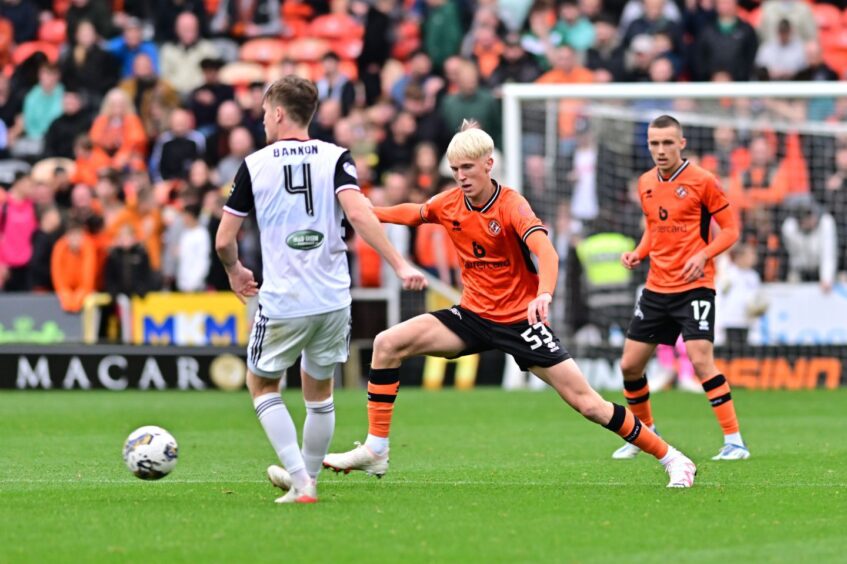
[372,329,409,364]
[576,397,608,424]
[246,370,280,398]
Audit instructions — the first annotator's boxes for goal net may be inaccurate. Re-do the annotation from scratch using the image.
[502,82,847,390]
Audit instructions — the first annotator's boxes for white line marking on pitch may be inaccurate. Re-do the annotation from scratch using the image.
[1,478,844,488]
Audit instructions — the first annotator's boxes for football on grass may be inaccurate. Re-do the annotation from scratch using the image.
[123,426,179,480]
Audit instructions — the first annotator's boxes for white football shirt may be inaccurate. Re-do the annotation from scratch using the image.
[224,138,359,319]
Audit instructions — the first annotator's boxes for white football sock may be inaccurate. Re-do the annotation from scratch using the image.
[253,393,310,489]
[658,446,680,466]
[724,432,744,446]
[302,397,335,479]
[364,434,389,455]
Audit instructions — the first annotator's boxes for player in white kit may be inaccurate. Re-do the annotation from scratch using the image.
[215,76,426,504]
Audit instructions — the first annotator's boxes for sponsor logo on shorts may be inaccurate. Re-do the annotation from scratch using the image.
[286,230,325,250]
[488,220,501,236]
[699,320,710,331]
[450,307,462,319]
[634,300,644,320]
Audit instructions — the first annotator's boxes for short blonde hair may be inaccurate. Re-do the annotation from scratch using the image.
[446,119,494,162]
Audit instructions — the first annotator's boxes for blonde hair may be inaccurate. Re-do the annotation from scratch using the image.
[446,119,494,162]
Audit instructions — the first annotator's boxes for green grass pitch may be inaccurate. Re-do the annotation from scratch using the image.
[1,388,846,563]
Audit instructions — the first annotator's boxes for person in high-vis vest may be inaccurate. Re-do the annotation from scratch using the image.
[575,231,636,333]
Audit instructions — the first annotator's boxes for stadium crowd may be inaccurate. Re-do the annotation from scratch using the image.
[0,0,844,335]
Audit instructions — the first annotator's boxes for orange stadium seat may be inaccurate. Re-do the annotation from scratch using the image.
[286,38,330,62]
[285,18,311,39]
[813,4,842,32]
[309,14,363,40]
[38,19,67,45]
[332,38,362,60]
[744,7,762,28]
[218,61,266,86]
[239,38,289,65]
[12,41,60,66]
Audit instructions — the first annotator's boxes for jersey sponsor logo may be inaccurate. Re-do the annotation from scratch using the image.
[658,206,668,221]
[675,186,688,198]
[285,229,325,250]
[488,219,502,236]
[451,220,462,231]
[657,224,688,233]
[645,189,653,199]
[464,259,511,270]
[343,161,358,179]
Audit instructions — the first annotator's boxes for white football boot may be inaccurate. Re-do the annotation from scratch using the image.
[267,465,292,492]
[275,482,318,504]
[612,442,642,459]
[711,443,750,460]
[323,442,389,477]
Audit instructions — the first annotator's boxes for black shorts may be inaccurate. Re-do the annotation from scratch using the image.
[627,287,716,345]
[430,306,571,371]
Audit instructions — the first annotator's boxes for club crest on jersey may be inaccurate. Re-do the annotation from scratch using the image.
[488,220,502,236]
[675,186,688,199]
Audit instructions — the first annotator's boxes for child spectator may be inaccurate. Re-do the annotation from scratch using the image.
[175,203,210,292]
[51,219,97,312]
[716,243,767,347]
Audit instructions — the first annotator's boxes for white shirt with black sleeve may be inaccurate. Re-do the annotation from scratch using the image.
[223,139,359,319]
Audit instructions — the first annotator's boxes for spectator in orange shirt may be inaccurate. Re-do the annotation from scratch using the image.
[51,219,98,312]
[106,185,164,275]
[727,134,808,212]
[89,88,148,174]
[535,45,594,146]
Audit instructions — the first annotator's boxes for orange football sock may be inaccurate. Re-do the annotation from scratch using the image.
[367,368,400,438]
[603,403,669,459]
[702,374,740,435]
[623,375,654,428]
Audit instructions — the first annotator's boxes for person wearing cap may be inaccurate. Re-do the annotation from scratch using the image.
[754,18,806,80]
[586,13,626,82]
[190,58,235,136]
[487,32,543,93]
[781,198,838,292]
[106,16,160,79]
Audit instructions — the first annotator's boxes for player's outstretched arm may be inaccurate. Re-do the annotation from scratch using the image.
[373,203,426,226]
[337,189,427,291]
[215,211,259,304]
[525,230,559,325]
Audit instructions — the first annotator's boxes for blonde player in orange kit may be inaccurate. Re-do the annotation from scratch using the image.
[612,115,748,462]
[324,120,698,488]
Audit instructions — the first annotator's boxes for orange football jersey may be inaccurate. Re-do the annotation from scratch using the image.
[638,160,730,293]
[422,181,547,323]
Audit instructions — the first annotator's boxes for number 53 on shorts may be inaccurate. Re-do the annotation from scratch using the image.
[521,323,561,353]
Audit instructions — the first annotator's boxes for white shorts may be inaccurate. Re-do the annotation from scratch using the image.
[247,306,351,380]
